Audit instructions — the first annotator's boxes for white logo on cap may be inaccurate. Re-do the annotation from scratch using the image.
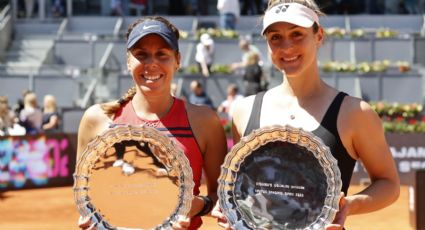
[275,4,289,13]
[143,25,159,30]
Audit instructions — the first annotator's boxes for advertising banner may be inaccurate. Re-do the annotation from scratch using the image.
[0,133,77,190]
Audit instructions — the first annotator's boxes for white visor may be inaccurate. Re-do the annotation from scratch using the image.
[262,2,319,35]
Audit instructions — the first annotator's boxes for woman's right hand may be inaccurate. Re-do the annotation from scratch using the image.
[211,201,233,230]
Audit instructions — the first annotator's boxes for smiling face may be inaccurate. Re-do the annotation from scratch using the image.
[127,34,180,95]
[264,22,323,77]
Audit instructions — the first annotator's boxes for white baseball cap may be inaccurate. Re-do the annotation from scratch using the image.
[261,2,319,35]
[200,33,213,46]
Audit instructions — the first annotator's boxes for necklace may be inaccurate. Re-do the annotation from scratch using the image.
[133,98,174,128]
[141,119,161,128]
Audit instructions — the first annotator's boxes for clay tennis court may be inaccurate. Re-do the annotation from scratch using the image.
[0,184,412,230]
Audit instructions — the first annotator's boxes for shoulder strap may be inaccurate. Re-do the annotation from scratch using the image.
[244,91,266,136]
[320,92,348,131]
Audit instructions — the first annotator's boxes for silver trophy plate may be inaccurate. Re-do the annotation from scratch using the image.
[73,124,194,230]
[218,125,342,230]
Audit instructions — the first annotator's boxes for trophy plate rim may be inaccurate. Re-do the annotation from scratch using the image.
[218,125,342,229]
[73,124,194,229]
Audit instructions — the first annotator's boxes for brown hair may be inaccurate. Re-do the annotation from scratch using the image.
[0,96,9,117]
[24,92,38,108]
[101,16,180,116]
[265,0,325,33]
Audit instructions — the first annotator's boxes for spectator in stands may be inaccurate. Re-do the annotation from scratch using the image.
[217,0,240,30]
[188,80,215,109]
[217,84,244,120]
[19,92,42,135]
[110,0,123,16]
[0,96,15,136]
[230,36,263,73]
[41,94,61,133]
[243,52,266,96]
[51,0,65,17]
[12,89,32,118]
[77,16,227,230]
[171,82,187,101]
[241,0,264,15]
[190,0,209,15]
[195,33,215,77]
[212,0,400,228]
[24,0,35,18]
[129,0,147,16]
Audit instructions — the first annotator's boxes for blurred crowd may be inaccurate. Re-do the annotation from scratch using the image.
[0,91,61,136]
[9,0,425,19]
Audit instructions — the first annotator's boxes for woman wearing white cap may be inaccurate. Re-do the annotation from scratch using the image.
[213,0,400,229]
[77,16,227,230]
[195,33,215,77]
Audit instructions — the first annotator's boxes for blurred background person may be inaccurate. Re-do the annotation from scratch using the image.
[195,33,215,77]
[51,0,65,17]
[217,0,240,30]
[241,0,264,15]
[129,0,147,16]
[24,0,35,18]
[243,52,266,96]
[171,82,187,101]
[217,84,244,120]
[13,89,32,119]
[110,0,123,16]
[0,96,15,136]
[19,92,42,135]
[231,35,263,74]
[188,80,214,109]
[42,94,61,133]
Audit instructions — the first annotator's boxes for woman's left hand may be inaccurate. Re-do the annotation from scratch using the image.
[211,201,233,229]
[326,193,349,230]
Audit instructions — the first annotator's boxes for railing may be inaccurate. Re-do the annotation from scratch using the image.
[0,3,10,21]
[56,18,68,40]
[0,4,11,62]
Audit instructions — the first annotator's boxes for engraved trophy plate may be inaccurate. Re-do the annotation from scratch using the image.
[218,125,342,230]
[73,124,194,230]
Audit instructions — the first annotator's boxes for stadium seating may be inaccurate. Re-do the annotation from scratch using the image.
[0,14,424,124]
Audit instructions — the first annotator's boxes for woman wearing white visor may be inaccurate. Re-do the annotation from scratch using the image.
[213,0,400,229]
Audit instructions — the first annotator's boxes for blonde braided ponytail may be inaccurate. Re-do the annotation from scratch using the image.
[101,86,137,116]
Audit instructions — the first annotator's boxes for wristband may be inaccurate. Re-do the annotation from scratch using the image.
[195,195,213,217]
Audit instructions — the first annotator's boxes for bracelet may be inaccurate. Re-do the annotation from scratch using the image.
[195,195,213,217]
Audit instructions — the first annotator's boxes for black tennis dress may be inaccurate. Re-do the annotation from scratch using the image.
[243,91,356,195]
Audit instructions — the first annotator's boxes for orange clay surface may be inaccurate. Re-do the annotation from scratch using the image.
[0,184,412,230]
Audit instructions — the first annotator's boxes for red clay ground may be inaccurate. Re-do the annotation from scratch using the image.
[0,185,412,230]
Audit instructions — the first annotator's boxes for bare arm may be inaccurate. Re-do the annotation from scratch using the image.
[77,105,110,159]
[200,59,210,77]
[345,101,400,215]
[42,114,59,130]
[187,103,227,216]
